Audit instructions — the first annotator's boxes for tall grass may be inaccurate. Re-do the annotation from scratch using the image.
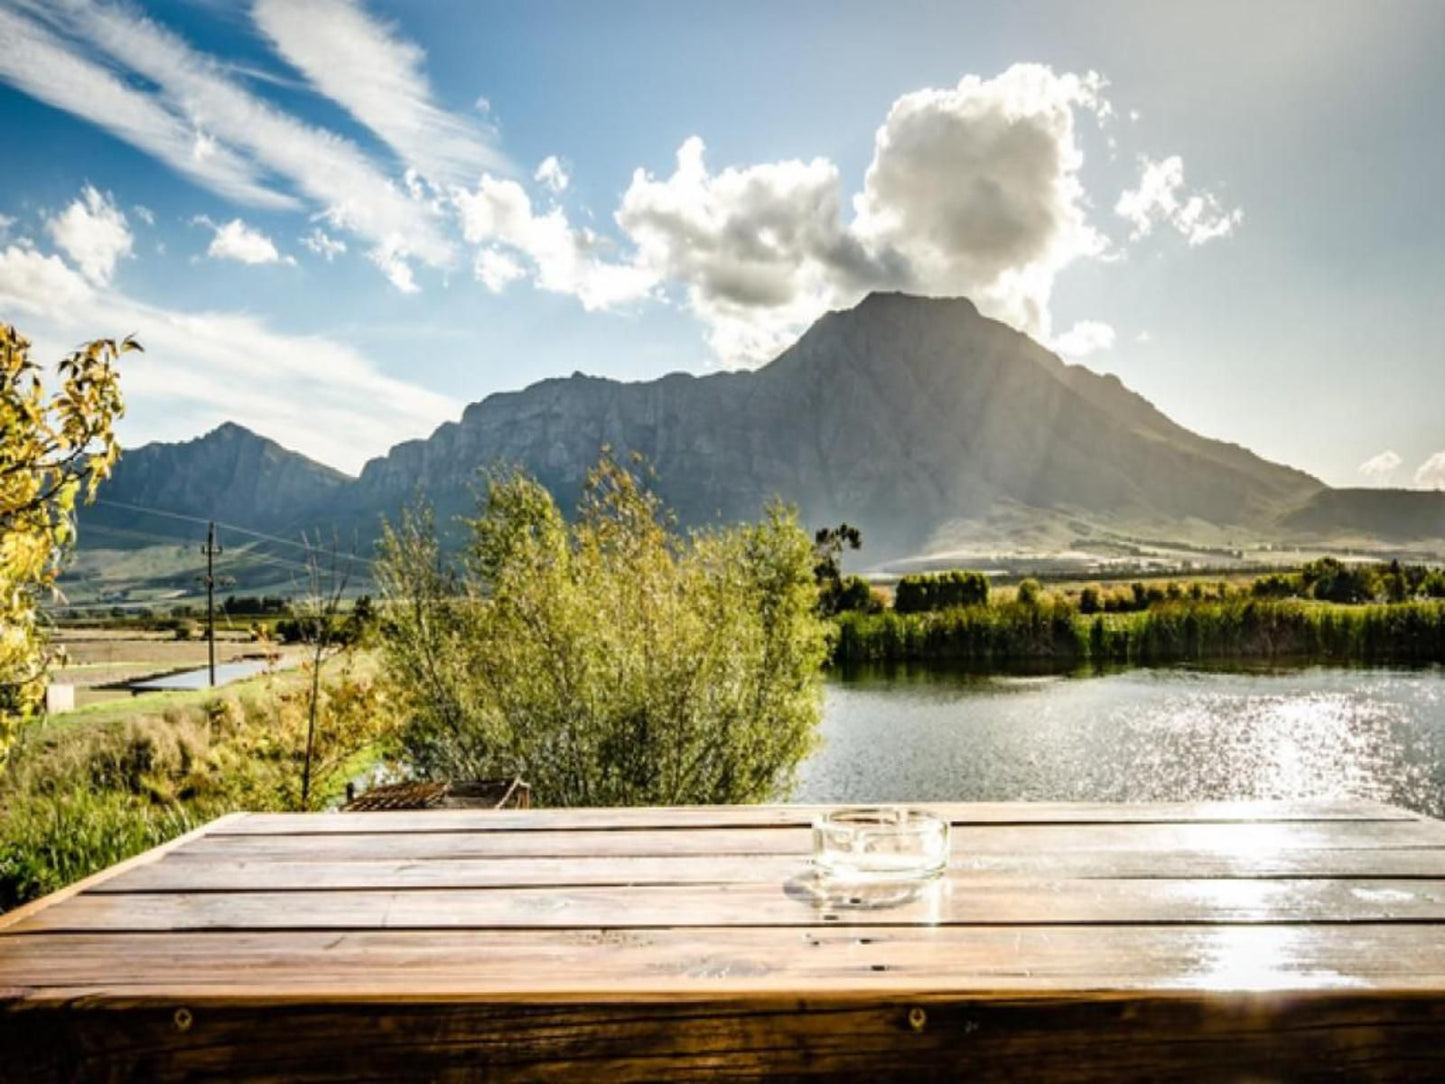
[0,659,396,911]
[833,600,1445,667]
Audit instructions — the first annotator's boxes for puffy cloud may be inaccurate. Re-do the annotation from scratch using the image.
[1357,449,1403,485]
[454,175,655,310]
[45,185,133,284]
[1116,155,1242,245]
[198,217,293,265]
[252,0,506,188]
[474,246,525,293]
[538,65,1126,365]
[851,65,1111,334]
[300,227,347,261]
[1415,452,1445,490]
[1050,320,1116,358]
[534,155,570,194]
[0,242,94,316]
[615,136,882,362]
[448,63,1237,367]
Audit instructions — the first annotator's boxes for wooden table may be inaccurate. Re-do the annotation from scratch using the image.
[4,799,1445,1081]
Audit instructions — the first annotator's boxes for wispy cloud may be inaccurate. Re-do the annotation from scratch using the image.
[251,0,507,187]
[2,0,454,290]
[0,5,291,209]
[1357,449,1403,485]
[0,207,459,471]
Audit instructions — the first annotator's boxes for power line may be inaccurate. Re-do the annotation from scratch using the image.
[90,498,327,555]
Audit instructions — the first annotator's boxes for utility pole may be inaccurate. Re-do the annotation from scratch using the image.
[200,521,223,686]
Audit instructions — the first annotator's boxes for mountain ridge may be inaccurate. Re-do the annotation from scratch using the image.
[77,293,1441,580]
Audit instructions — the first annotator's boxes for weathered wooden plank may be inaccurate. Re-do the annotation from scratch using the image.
[170,819,1445,862]
[219,799,1417,835]
[15,878,1445,933]
[0,813,242,931]
[5,925,1445,996]
[5,991,1445,1083]
[99,846,1445,894]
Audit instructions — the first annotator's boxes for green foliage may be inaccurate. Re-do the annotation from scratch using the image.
[1,322,135,757]
[0,661,399,909]
[894,570,990,613]
[376,453,831,806]
[1252,572,1304,599]
[1015,578,1043,607]
[1301,557,1380,604]
[812,523,863,615]
[828,574,882,614]
[1078,585,1103,614]
[832,598,1445,667]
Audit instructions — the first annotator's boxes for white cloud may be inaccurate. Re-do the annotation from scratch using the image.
[369,241,419,294]
[1358,450,1403,485]
[252,0,506,188]
[534,155,570,194]
[132,204,156,226]
[1116,155,1242,245]
[0,6,292,210]
[454,175,655,310]
[1135,330,1152,344]
[45,185,133,285]
[851,66,1112,335]
[4,1,453,291]
[301,227,347,261]
[199,217,292,265]
[1415,452,1445,491]
[474,246,525,293]
[0,232,457,472]
[449,63,1236,368]
[1050,320,1116,358]
[0,242,94,316]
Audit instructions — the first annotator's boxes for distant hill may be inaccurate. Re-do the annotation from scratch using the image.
[1282,488,1445,543]
[70,293,1440,599]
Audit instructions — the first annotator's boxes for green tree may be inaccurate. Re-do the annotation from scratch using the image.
[1,323,134,757]
[1015,578,1043,607]
[375,454,831,806]
[812,523,862,615]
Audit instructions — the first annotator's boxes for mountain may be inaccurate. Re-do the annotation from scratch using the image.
[82,422,350,539]
[1282,488,1445,544]
[71,293,1442,598]
[343,293,1322,555]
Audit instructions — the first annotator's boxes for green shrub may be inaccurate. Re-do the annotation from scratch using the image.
[375,454,831,806]
[894,570,990,613]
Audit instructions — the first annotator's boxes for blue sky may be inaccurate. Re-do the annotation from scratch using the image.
[0,0,1441,488]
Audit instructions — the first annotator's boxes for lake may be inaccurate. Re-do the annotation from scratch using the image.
[797,664,1445,818]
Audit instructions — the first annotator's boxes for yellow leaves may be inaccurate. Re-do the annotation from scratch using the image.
[1,321,131,759]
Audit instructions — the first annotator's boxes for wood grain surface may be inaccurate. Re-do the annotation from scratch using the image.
[3,800,1443,1082]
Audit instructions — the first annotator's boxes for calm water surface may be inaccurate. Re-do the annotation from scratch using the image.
[797,665,1445,817]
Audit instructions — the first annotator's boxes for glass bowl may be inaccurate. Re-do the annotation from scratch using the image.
[811,806,950,881]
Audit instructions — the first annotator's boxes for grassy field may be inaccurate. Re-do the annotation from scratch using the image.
[49,629,308,710]
[2,643,394,911]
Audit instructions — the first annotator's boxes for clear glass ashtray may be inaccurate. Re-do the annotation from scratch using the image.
[811,806,950,881]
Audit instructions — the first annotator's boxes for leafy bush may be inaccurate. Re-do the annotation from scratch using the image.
[893,570,990,613]
[375,454,831,806]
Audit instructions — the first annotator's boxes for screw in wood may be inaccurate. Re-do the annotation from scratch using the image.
[908,1006,927,1032]
[174,1007,193,1032]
